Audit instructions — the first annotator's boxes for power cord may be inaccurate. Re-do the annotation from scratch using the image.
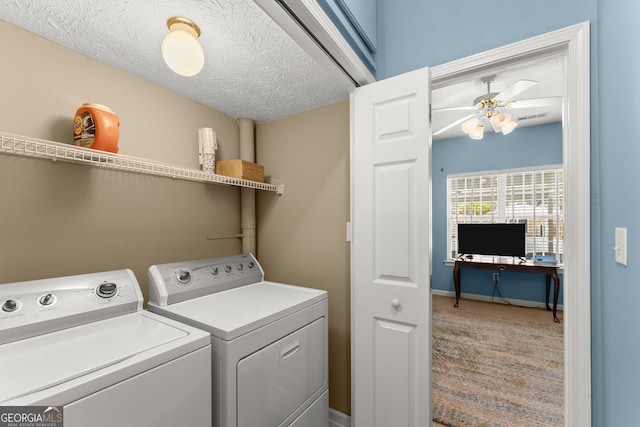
[491,274,512,305]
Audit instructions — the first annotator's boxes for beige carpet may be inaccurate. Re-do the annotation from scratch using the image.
[432,295,564,426]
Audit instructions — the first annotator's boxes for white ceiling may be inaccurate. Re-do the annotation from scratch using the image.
[0,0,352,123]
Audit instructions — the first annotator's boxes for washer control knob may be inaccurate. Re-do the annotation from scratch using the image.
[176,270,192,284]
[211,267,219,276]
[39,293,55,306]
[224,265,232,273]
[2,299,18,312]
[236,264,244,271]
[248,262,255,269]
[96,282,118,299]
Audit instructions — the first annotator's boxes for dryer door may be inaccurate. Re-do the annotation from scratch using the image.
[236,318,326,427]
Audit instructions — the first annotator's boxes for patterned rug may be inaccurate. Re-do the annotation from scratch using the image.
[432,300,564,426]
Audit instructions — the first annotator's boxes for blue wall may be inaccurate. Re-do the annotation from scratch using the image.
[596,2,640,425]
[377,1,595,79]
[375,0,640,424]
[432,123,563,305]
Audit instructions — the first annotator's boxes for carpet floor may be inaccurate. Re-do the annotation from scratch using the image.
[432,295,564,426]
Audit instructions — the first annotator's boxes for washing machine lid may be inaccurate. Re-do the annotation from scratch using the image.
[0,312,196,404]
[153,281,327,340]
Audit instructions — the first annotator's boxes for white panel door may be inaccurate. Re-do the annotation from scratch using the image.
[351,67,431,427]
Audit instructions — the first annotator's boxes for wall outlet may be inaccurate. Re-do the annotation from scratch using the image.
[492,273,500,282]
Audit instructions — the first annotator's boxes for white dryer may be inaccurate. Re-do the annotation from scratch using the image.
[147,253,328,427]
[0,269,211,427]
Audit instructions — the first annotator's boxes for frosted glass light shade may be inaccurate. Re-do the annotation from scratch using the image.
[162,20,204,77]
[490,111,512,129]
[501,120,518,135]
[469,125,484,140]
[461,117,480,134]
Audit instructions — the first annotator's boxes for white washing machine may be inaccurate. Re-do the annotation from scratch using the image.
[147,253,328,427]
[0,269,212,427]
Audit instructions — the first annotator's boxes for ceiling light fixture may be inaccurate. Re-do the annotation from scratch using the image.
[162,17,204,77]
[460,76,520,140]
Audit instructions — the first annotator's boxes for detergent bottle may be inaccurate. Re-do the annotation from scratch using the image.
[73,103,120,153]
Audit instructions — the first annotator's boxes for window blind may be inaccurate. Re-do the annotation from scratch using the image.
[447,167,564,261]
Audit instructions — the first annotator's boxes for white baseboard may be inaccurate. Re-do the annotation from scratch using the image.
[329,408,351,427]
[432,289,564,311]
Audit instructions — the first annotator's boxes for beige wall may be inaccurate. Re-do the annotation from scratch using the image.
[1,18,353,416]
[0,19,242,295]
[256,100,351,415]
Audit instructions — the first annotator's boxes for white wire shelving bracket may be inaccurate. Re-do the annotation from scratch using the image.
[0,132,284,194]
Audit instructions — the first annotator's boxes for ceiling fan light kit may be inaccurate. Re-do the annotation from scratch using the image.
[162,16,204,77]
[433,73,558,140]
[461,78,521,140]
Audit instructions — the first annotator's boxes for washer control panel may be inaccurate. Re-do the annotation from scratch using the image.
[0,269,143,345]
[148,253,263,306]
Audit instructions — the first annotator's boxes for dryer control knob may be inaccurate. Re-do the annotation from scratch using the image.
[236,264,244,271]
[176,270,192,284]
[96,282,118,298]
[39,293,55,306]
[224,265,232,273]
[2,299,18,312]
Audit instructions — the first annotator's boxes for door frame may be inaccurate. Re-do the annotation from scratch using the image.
[430,22,591,426]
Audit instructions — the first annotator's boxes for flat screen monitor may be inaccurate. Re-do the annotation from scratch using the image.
[457,223,526,257]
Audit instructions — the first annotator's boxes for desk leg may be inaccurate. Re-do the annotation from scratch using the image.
[552,269,560,323]
[545,275,552,311]
[453,262,461,308]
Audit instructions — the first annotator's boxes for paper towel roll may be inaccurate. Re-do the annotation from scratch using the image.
[198,128,217,172]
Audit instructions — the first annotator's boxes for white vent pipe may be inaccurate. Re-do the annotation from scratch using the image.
[238,118,256,255]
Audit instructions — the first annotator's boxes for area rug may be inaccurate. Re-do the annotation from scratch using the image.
[432,299,564,426]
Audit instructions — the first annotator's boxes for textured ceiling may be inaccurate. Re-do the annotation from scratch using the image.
[0,0,352,123]
[1,0,563,132]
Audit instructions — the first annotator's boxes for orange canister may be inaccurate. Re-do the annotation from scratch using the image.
[73,103,120,153]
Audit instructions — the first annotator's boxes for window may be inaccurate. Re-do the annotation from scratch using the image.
[447,166,564,262]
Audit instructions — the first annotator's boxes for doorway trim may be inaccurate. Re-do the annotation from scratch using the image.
[430,22,591,426]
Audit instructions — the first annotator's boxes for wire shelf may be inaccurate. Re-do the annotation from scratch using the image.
[0,132,284,194]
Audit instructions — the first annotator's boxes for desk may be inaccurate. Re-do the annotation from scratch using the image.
[453,258,560,323]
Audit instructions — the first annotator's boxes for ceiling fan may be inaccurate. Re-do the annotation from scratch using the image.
[432,74,561,140]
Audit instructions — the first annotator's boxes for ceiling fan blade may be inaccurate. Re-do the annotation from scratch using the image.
[432,106,478,113]
[433,113,475,136]
[495,80,538,103]
[507,96,562,109]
